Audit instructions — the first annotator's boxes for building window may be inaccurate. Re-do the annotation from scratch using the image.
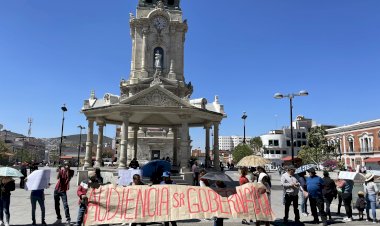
[302,132,306,139]
[286,140,291,147]
[270,150,274,154]
[268,140,273,146]
[167,0,175,5]
[282,150,287,155]
[296,141,301,147]
[348,137,354,153]
[297,132,301,139]
[273,140,279,146]
[302,141,307,146]
[276,150,281,154]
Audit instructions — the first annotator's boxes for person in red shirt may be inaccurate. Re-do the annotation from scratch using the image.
[54,161,74,225]
[239,167,249,185]
[239,167,250,224]
[75,172,99,226]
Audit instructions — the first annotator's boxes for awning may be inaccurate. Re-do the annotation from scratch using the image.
[364,157,380,163]
[60,156,74,160]
[282,156,301,161]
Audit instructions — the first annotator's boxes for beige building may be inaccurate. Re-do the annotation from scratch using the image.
[81,0,226,170]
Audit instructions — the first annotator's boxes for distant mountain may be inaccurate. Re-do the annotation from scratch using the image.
[42,134,113,146]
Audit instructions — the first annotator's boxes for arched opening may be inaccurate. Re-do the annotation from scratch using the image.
[153,47,164,69]
[146,0,153,3]
[167,0,175,5]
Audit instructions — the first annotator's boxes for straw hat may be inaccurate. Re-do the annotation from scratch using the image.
[365,173,375,182]
[358,191,364,195]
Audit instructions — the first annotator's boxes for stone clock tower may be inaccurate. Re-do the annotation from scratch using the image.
[121,0,193,98]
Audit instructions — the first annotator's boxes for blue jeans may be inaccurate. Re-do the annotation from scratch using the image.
[366,194,377,220]
[76,203,86,226]
[299,190,309,214]
[54,190,71,221]
[0,196,10,223]
[31,194,45,223]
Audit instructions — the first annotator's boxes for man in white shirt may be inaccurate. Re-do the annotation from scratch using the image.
[281,165,300,224]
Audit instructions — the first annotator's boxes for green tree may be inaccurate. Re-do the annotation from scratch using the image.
[249,136,263,156]
[232,143,253,163]
[298,126,335,165]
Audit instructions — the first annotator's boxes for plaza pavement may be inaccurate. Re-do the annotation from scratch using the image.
[7,167,380,226]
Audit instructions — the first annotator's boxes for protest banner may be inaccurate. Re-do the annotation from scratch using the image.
[84,182,275,226]
[118,169,142,186]
[25,169,51,191]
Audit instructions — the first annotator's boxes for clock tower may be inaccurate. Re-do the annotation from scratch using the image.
[121,0,192,98]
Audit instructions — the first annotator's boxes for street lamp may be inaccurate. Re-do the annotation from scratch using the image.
[241,112,247,144]
[274,90,309,165]
[77,125,85,170]
[59,104,67,164]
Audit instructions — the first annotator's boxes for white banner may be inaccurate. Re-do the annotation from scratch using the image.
[118,169,142,186]
[25,169,51,190]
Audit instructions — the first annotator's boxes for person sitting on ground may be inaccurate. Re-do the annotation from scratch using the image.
[160,171,175,185]
[130,174,144,186]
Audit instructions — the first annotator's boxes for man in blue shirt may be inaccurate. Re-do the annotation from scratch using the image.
[306,168,327,226]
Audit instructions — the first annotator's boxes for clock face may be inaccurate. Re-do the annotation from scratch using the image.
[152,16,168,30]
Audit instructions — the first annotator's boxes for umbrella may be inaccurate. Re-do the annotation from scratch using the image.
[200,172,233,182]
[141,160,171,177]
[295,164,317,174]
[236,155,270,167]
[0,167,24,177]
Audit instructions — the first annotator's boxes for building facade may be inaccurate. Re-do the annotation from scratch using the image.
[326,119,380,170]
[260,116,312,167]
[219,136,252,151]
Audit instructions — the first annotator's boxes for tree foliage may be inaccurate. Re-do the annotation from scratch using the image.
[232,143,253,163]
[297,126,336,165]
[249,137,263,156]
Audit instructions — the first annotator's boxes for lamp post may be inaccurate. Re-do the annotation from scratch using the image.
[59,104,67,165]
[241,112,247,144]
[77,125,85,170]
[274,90,309,166]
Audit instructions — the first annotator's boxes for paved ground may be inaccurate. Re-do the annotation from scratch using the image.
[7,167,380,226]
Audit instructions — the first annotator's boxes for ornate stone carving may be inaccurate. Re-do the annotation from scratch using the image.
[130,89,181,107]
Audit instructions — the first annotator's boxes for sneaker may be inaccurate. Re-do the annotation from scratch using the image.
[0,221,4,226]
[345,218,353,222]
[302,213,308,217]
[241,219,249,225]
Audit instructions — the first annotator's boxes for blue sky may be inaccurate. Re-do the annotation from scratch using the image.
[1,0,379,150]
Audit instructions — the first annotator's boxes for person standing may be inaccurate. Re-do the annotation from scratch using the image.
[355,191,366,221]
[160,172,177,226]
[0,177,15,226]
[281,165,300,224]
[94,168,103,184]
[322,171,337,221]
[335,173,345,215]
[30,188,47,226]
[341,179,354,222]
[20,162,27,189]
[297,171,309,216]
[192,161,200,186]
[239,167,250,225]
[306,168,327,226]
[75,172,101,226]
[363,173,379,222]
[54,161,73,225]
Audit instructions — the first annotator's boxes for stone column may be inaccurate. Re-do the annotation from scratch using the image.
[83,118,94,169]
[94,120,105,168]
[204,123,211,168]
[179,115,190,170]
[213,122,220,170]
[140,29,148,78]
[173,127,178,166]
[119,113,130,169]
[133,125,138,159]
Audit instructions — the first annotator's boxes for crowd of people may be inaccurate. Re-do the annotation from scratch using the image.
[281,165,380,226]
